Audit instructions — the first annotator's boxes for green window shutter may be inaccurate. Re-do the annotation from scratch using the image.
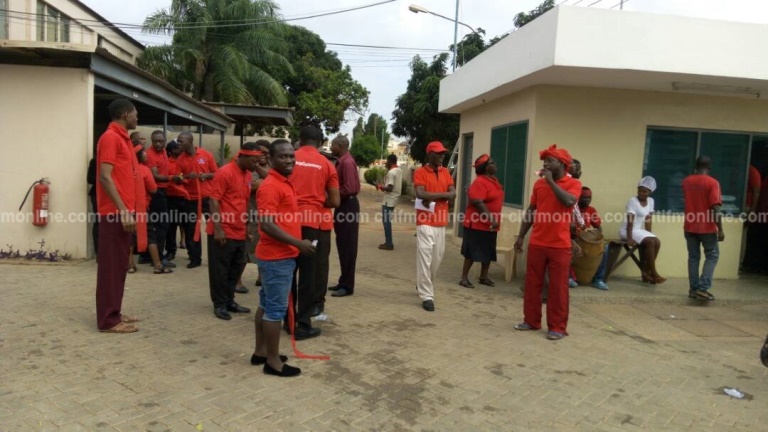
[643,129,697,212]
[490,126,508,191]
[700,132,750,215]
[506,123,528,206]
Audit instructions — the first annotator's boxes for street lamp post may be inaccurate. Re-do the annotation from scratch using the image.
[409,2,477,71]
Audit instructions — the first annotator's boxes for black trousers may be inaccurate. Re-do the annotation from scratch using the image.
[207,235,246,309]
[334,197,360,292]
[89,191,98,256]
[292,227,332,328]
[184,197,210,264]
[148,189,169,252]
[165,196,186,256]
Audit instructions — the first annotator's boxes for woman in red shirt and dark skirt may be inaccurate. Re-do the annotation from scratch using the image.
[459,154,504,288]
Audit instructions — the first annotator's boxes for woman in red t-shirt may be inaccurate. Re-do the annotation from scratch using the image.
[459,154,504,288]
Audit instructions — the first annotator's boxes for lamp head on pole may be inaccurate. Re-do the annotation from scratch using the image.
[408,4,428,13]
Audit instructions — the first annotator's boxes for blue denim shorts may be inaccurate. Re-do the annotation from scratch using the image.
[256,258,296,321]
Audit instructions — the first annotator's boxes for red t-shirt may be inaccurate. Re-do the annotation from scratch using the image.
[289,146,340,230]
[139,164,157,207]
[256,170,301,261]
[746,166,761,209]
[581,206,602,229]
[205,161,252,240]
[176,148,218,200]
[682,174,722,233]
[529,175,583,249]
[145,147,169,188]
[463,175,503,231]
[96,122,137,215]
[414,165,454,227]
[165,157,190,199]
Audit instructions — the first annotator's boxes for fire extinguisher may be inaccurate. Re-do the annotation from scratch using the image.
[19,178,50,227]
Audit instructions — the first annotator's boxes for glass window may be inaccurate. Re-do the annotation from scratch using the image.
[60,17,69,42]
[46,8,58,42]
[36,1,45,41]
[643,128,750,214]
[490,121,528,206]
[0,0,8,39]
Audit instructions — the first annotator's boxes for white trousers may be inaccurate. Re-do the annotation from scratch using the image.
[416,225,446,301]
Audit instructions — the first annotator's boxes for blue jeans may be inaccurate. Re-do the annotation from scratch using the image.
[382,205,395,246]
[256,258,296,321]
[592,244,610,281]
[685,232,719,292]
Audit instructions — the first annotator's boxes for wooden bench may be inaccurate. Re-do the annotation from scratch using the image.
[604,239,644,281]
[496,245,515,283]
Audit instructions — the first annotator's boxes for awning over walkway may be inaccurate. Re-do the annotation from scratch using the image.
[204,102,294,129]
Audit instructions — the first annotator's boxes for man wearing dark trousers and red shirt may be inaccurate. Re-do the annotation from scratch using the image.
[329,135,360,297]
[252,139,316,378]
[145,130,173,265]
[206,143,262,320]
[176,132,218,268]
[95,99,142,334]
[164,140,189,261]
[682,156,724,301]
[288,126,340,339]
[514,145,582,341]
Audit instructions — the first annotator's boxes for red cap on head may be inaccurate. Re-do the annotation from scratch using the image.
[426,141,448,154]
[474,154,490,167]
[538,144,572,171]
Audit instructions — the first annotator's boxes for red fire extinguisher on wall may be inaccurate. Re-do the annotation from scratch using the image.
[19,178,50,227]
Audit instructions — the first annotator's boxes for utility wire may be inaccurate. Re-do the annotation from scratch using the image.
[587,0,605,6]
[610,0,630,9]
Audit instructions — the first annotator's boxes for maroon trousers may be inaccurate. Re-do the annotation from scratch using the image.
[523,244,571,334]
[96,217,132,330]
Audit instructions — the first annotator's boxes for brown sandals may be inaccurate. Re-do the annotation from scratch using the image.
[100,322,138,333]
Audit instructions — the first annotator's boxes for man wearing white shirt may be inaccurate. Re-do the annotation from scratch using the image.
[377,154,402,250]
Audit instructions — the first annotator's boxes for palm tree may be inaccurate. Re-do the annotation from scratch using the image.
[141,0,292,106]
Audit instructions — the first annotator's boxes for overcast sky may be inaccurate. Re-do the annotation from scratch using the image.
[81,0,768,137]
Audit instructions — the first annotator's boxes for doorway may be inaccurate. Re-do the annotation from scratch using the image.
[457,134,474,237]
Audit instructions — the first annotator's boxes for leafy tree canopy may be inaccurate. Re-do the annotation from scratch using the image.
[514,0,555,29]
[140,0,292,106]
[351,114,390,168]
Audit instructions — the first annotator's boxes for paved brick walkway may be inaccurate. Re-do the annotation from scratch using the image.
[1,184,767,431]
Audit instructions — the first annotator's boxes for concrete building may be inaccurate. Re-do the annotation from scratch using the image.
[440,6,768,279]
[0,0,276,259]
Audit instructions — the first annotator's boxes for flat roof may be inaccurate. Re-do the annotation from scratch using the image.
[204,102,294,127]
[439,6,768,113]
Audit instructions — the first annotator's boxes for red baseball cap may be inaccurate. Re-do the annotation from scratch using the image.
[426,141,448,154]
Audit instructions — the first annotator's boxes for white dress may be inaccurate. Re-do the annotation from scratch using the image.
[619,196,656,243]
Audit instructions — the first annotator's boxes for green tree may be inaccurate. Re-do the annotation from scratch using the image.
[514,0,555,29]
[268,25,369,138]
[140,0,291,106]
[391,54,459,163]
[450,28,487,67]
[351,114,390,167]
[350,135,380,168]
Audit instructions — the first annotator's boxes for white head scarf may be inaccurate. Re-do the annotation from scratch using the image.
[637,176,657,192]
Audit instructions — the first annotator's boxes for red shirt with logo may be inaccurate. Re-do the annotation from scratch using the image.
[205,161,252,240]
[289,146,339,230]
[176,148,218,200]
[96,122,137,215]
[145,147,169,188]
[414,165,454,227]
[682,174,722,233]
[256,170,301,261]
[529,175,583,249]
[463,175,503,231]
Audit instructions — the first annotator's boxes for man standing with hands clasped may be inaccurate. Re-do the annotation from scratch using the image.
[413,141,456,312]
[377,153,402,250]
[329,135,360,298]
[682,156,724,301]
[514,145,582,340]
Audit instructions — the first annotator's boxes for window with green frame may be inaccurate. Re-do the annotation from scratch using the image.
[643,128,751,214]
[490,121,528,206]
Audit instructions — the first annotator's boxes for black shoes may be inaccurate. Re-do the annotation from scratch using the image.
[331,288,353,297]
[161,260,176,268]
[264,362,301,377]
[235,285,249,294]
[227,302,251,313]
[328,285,341,291]
[186,261,201,269]
[250,354,288,365]
[164,252,176,261]
[294,327,322,341]
[214,308,232,320]
[422,300,435,312]
[310,304,324,317]
[378,243,394,250]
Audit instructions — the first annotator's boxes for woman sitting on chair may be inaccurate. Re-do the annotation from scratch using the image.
[620,176,665,284]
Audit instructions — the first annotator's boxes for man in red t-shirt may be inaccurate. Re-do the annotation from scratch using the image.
[288,126,340,339]
[682,156,724,301]
[514,145,582,340]
[95,99,141,334]
[413,141,456,312]
[164,140,189,261]
[252,140,315,378]
[144,130,173,262]
[176,131,218,268]
[206,142,262,320]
